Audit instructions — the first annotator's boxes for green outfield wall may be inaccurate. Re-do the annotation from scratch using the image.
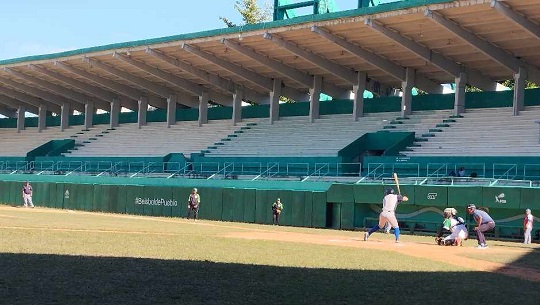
[1,175,538,240]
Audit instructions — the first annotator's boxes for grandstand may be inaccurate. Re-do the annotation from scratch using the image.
[0,127,72,157]
[65,120,256,157]
[404,106,540,157]
[205,112,398,157]
[1,0,540,182]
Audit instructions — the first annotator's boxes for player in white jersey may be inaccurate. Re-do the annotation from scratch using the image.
[364,189,408,243]
[523,209,534,244]
[436,208,468,246]
[22,181,34,208]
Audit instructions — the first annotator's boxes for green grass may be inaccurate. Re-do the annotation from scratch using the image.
[1,206,539,304]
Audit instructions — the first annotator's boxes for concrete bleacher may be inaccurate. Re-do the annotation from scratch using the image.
[0,127,74,157]
[403,106,540,156]
[205,113,399,157]
[66,120,254,157]
[381,109,455,136]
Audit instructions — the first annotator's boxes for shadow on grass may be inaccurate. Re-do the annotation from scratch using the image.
[0,253,538,305]
[499,246,540,272]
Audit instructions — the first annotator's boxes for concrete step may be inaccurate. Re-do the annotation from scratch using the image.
[428,128,443,133]
[435,123,450,128]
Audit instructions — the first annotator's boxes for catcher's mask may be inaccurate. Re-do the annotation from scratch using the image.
[385,188,395,196]
[443,207,458,218]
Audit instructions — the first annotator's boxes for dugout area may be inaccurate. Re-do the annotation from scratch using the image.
[1,174,539,241]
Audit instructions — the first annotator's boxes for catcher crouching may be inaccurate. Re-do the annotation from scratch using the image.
[435,208,468,246]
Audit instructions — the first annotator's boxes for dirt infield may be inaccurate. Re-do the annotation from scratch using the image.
[225,231,540,282]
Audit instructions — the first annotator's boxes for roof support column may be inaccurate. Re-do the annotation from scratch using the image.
[84,102,94,130]
[269,79,282,124]
[17,105,25,133]
[232,88,243,126]
[401,68,414,117]
[110,99,120,129]
[199,92,209,127]
[38,105,47,133]
[309,76,322,123]
[353,72,366,121]
[167,94,177,128]
[513,67,526,116]
[138,96,148,129]
[60,103,70,132]
[454,72,467,116]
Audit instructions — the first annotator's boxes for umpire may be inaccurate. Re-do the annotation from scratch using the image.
[466,204,495,249]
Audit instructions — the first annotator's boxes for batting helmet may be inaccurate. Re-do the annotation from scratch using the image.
[385,188,395,195]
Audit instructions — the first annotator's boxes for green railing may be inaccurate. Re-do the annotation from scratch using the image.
[273,0,384,21]
[7,159,540,186]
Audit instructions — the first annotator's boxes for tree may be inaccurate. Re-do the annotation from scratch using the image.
[499,79,538,90]
[465,84,482,92]
[220,0,272,28]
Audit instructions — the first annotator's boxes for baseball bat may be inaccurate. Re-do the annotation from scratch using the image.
[393,172,401,195]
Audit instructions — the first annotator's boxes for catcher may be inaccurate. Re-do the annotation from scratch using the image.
[271,198,283,225]
[435,207,468,246]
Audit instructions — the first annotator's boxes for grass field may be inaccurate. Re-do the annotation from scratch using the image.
[1,205,539,305]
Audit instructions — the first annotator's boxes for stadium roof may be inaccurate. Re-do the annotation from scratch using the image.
[1,0,539,115]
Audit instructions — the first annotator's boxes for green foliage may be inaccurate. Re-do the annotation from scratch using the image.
[465,84,482,92]
[220,0,272,27]
[500,79,539,90]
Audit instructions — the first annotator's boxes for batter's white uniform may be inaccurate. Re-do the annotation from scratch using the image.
[443,217,468,242]
[378,194,401,229]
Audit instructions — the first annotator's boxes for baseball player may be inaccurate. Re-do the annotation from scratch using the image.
[187,188,200,220]
[436,208,468,246]
[466,203,495,249]
[364,188,408,243]
[271,198,283,225]
[524,209,534,244]
[22,181,34,208]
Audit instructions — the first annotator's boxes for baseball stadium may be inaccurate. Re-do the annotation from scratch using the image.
[1,0,540,303]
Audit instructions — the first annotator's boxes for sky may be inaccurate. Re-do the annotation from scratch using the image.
[0,0,255,60]
[0,1,400,61]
